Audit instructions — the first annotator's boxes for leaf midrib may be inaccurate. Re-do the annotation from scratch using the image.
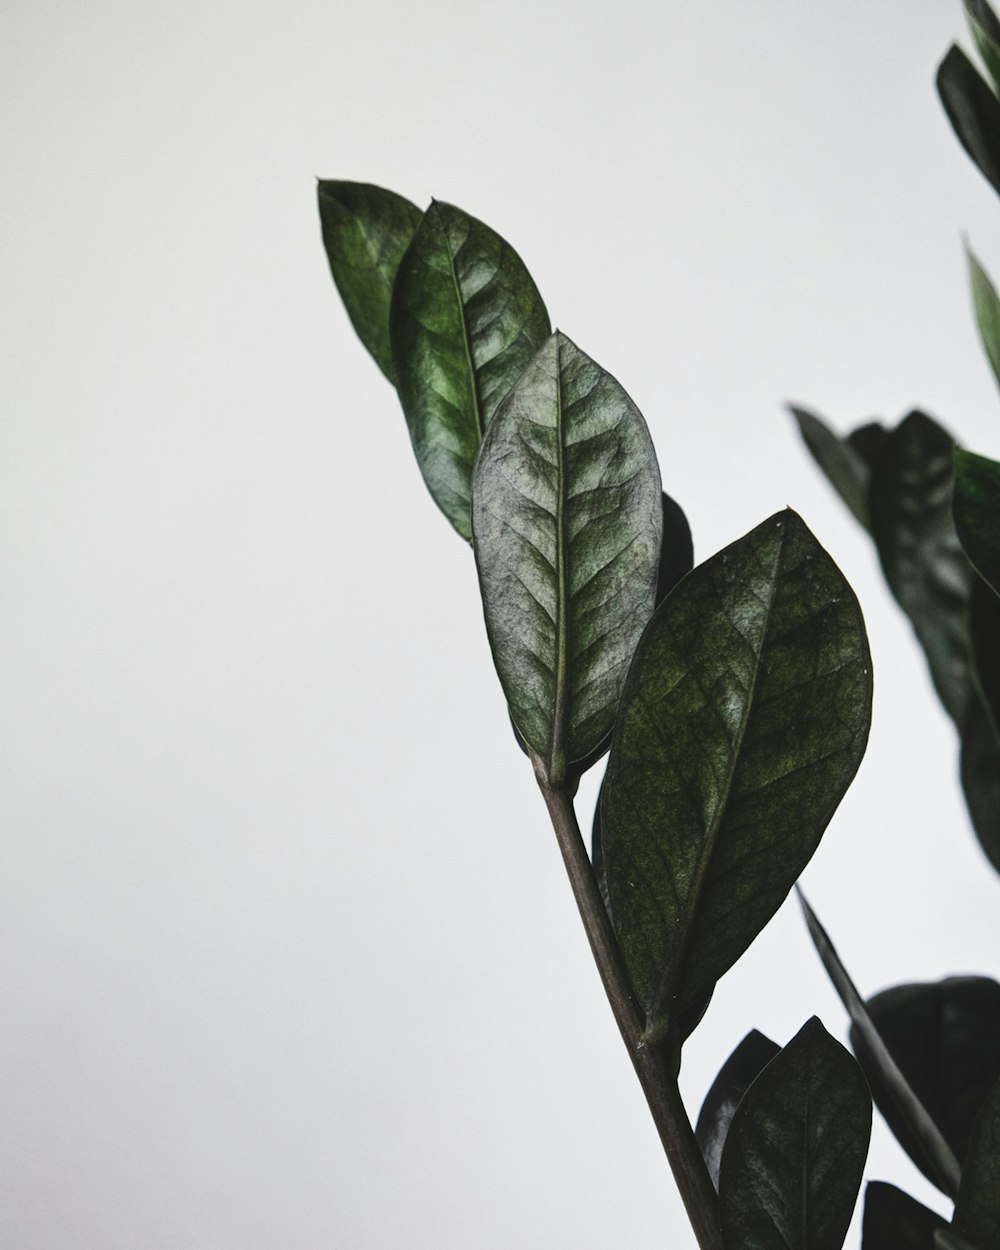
[549,336,569,782]
[649,528,786,1030]
[440,212,484,441]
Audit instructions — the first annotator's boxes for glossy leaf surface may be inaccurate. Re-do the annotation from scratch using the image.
[966,0,1000,93]
[317,181,422,383]
[954,449,1000,596]
[391,200,549,538]
[718,1017,871,1250]
[696,1029,780,1191]
[869,411,973,726]
[862,1182,946,1250]
[938,45,1000,198]
[852,977,1000,1187]
[954,1077,1000,1248]
[968,249,1000,397]
[799,893,962,1197]
[791,404,874,530]
[473,332,661,782]
[602,511,871,1027]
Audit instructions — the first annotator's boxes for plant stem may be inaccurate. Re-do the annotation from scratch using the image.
[535,772,724,1250]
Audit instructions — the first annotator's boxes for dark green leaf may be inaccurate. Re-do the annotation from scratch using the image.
[966,0,1000,93]
[935,1231,981,1250]
[798,892,962,1198]
[847,421,890,469]
[970,577,1000,735]
[967,249,1000,398]
[960,697,1000,873]
[390,200,550,538]
[954,1076,1000,1248]
[954,449,1000,596]
[851,978,1000,1185]
[696,1029,780,1191]
[869,411,973,726]
[862,1182,947,1250]
[937,45,1000,199]
[316,181,422,383]
[657,489,694,603]
[472,332,662,783]
[718,1017,871,1250]
[602,511,871,1028]
[790,404,874,530]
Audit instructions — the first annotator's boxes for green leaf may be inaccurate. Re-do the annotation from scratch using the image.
[695,1029,780,1191]
[657,489,694,603]
[869,412,973,726]
[602,510,871,1029]
[954,1076,1000,1248]
[970,578,1000,734]
[937,45,1000,199]
[954,449,1000,596]
[851,978,1000,1185]
[718,1017,871,1250]
[390,200,550,538]
[790,404,874,530]
[967,249,1000,398]
[960,697,1000,873]
[316,181,422,383]
[798,892,962,1198]
[862,1182,947,1250]
[966,0,1000,93]
[935,1232,981,1250]
[472,331,662,783]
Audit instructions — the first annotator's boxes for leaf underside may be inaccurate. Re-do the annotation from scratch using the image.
[603,510,872,1027]
[391,200,550,538]
[696,1029,781,1191]
[718,1017,871,1250]
[473,331,662,781]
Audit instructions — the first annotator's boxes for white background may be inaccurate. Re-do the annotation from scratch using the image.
[3,2,1000,1246]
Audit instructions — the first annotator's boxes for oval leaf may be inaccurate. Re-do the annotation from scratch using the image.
[954,448,1000,597]
[799,892,962,1197]
[967,249,1000,401]
[862,1181,947,1250]
[317,181,422,383]
[602,510,871,1028]
[696,1029,781,1192]
[391,200,550,538]
[938,44,1000,199]
[954,1076,1000,1249]
[967,0,1000,92]
[718,1017,871,1250]
[472,331,662,783]
[790,404,875,531]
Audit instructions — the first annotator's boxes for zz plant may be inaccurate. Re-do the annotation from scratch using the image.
[317,8,1000,1246]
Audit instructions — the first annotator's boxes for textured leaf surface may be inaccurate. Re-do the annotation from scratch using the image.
[317,181,422,383]
[954,449,1000,596]
[851,978,1000,1187]
[869,412,973,726]
[696,1029,780,1191]
[473,332,661,782]
[954,1077,1000,1248]
[862,1182,947,1250]
[938,45,1000,198]
[968,250,1000,398]
[791,404,874,530]
[799,893,962,1197]
[718,1017,871,1250]
[390,200,550,538]
[602,510,871,1027]
[966,0,1000,93]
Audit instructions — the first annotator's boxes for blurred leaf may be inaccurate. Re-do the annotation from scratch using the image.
[967,249,1000,398]
[870,412,973,726]
[602,511,871,1029]
[954,449,1000,596]
[960,698,1000,872]
[391,200,550,538]
[935,1232,981,1250]
[696,1029,780,1191]
[862,1182,947,1250]
[970,577,1000,735]
[851,978,1000,1185]
[317,181,422,383]
[966,0,1000,93]
[848,420,890,468]
[718,1017,871,1250]
[938,45,1000,198]
[798,892,962,1198]
[473,332,661,784]
[790,404,873,530]
[954,1077,1000,1248]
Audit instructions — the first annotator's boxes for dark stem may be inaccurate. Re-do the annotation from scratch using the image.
[535,770,724,1250]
